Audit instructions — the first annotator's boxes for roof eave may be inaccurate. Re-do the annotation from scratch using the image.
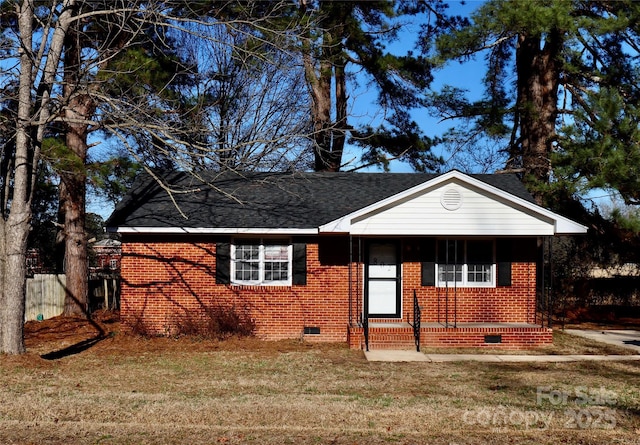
[110,227,319,235]
[554,218,589,235]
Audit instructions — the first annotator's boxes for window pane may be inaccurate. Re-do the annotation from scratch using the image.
[468,264,492,283]
[264,245,288,261]
[438,264,462,283]
[264,261,289,281]
[235,261,259,281]
[235,244,259,261]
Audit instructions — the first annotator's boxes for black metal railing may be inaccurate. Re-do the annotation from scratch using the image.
[362,314,369,351]
[409,290,421,352]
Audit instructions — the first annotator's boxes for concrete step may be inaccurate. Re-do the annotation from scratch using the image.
[366,326,417,350]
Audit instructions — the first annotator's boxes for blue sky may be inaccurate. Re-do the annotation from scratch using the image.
[347,0,487,174]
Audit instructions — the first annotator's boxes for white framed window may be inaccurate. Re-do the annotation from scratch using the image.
[231,238,292,285]
[436,239,495,287]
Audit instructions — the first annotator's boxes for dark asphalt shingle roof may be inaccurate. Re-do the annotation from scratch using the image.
[106,170,536,230]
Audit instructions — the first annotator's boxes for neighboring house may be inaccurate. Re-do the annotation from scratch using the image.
[575,263,640,308]
[26,248,56,276]
[106,170,587,349]
[26,248,47,276]
[89,238,122,312]
[90,238,122,273]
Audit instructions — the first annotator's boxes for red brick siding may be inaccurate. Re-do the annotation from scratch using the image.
[402,261,537,324]
[121,236,351,342]
[121,235,541,347]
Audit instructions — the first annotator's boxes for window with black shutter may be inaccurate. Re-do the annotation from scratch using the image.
[216,239,307,286]
[435,239,496,287]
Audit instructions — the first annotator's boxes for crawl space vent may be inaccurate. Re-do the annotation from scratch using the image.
[440,187,463,211]
[484,335,502,344]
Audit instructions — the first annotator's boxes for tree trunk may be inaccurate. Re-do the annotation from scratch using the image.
[514,30,563,205]
[332,58,348,171]
[302,1,350,172]
[0,0,35,354]
[59,149,89,317]
[1,215,30,354]
[306,50,333,171]
[60,21,95,317]
[59,93,92,317]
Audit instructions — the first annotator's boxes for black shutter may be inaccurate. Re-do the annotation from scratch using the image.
[293,243,307,285]
[216,242,231,284]
[421,238,436,286]
[422,262,436,286]
[496,239,512,286]
[497,262,512,286]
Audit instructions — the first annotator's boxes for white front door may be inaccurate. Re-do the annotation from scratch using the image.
[366,242,400,318]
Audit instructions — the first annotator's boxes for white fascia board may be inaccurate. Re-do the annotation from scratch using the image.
[319,170,588,235]
[553,215,589,234]
[349,227,556,236]
[112,227,318,235]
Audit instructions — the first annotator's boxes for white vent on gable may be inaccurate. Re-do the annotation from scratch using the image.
[440,187,463,211]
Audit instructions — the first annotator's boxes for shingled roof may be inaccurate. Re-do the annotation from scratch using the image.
[106,170,536,231]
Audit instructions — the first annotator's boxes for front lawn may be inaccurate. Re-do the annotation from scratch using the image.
[1,314,638,444]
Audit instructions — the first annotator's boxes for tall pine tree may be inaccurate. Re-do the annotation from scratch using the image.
[427,0,640,206]
[298,0,445,172]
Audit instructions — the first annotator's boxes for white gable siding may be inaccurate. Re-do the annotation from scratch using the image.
[349,182,555,236]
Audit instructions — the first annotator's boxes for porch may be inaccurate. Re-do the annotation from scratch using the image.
[345,235,550,350]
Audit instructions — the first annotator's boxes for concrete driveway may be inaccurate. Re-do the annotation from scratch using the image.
[564,329,640,353]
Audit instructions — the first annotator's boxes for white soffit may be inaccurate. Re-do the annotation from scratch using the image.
[319,171,588,236]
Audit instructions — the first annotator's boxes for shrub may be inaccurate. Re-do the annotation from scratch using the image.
[127,312,153,338]
[169,304,255,340]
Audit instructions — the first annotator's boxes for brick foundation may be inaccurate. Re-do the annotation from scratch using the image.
[348,325,553,350]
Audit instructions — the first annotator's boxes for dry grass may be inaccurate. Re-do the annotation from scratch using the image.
[1,314,638,444]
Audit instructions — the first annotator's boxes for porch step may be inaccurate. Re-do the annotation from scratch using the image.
[366,325,417,350]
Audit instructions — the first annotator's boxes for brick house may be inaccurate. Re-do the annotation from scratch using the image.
[91,238,122,272]
[106,170,587,349]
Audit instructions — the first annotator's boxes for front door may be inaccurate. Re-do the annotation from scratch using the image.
[365,241,401,318]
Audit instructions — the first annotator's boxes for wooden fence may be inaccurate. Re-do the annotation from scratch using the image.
[25,274,66,321]
[25,274,120,321]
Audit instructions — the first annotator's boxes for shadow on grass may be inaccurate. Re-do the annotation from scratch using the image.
[41,335,108,360]
[41,334,108,360]
[40,303,109,360]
